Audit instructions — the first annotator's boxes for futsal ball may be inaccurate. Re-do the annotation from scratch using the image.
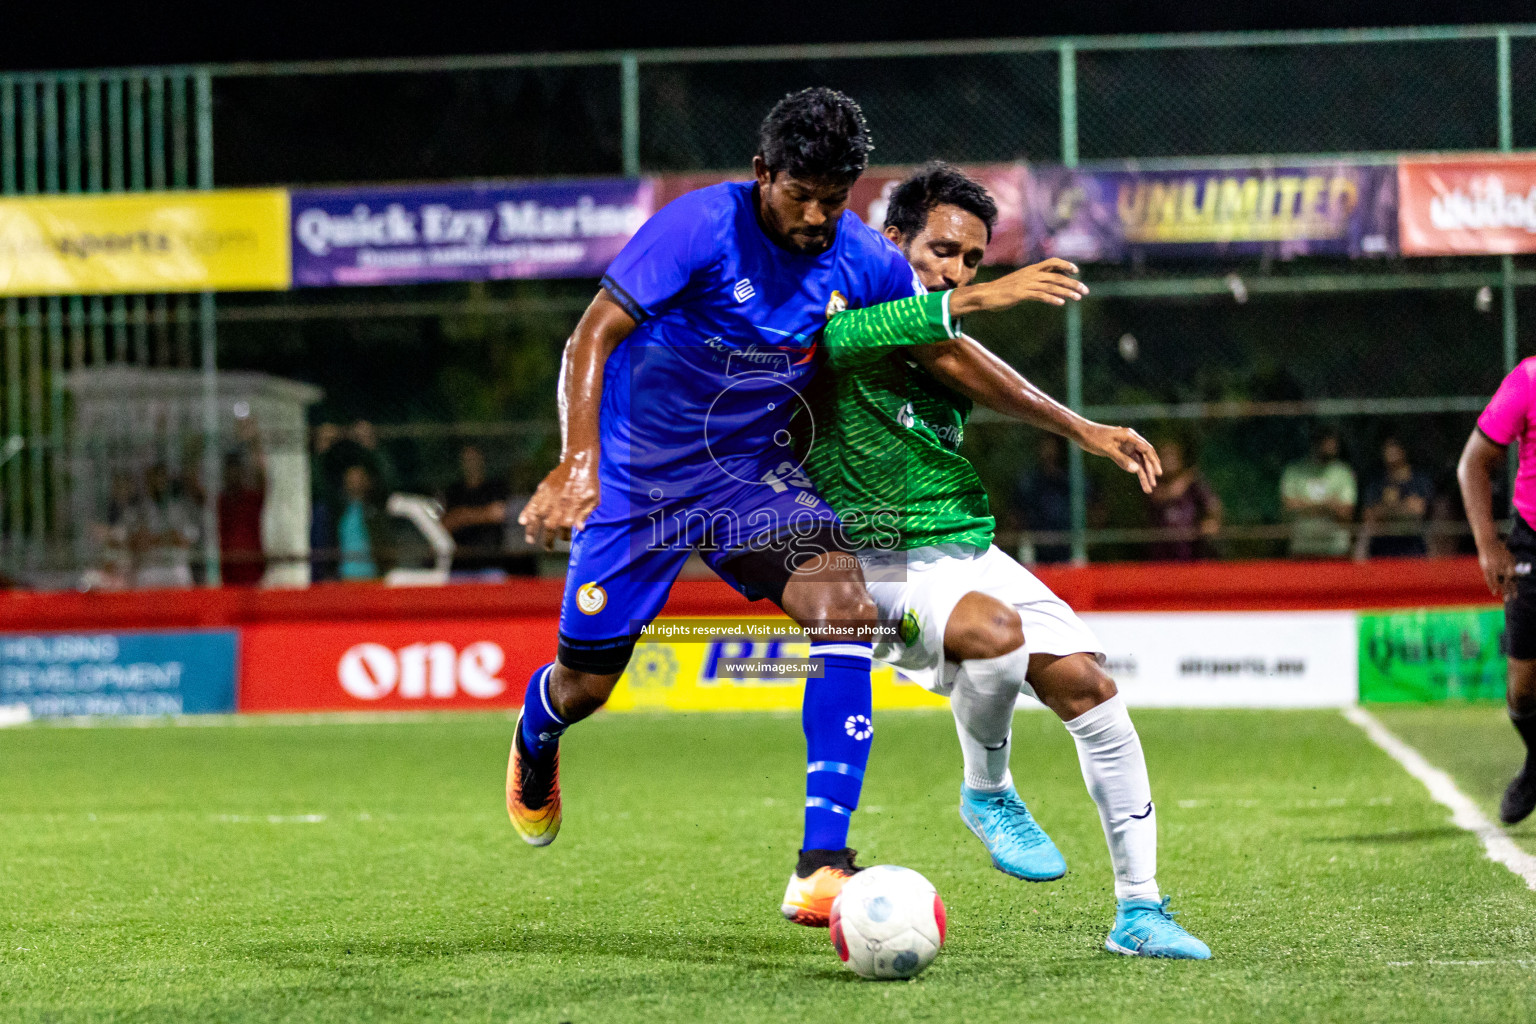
[829,865,945,980]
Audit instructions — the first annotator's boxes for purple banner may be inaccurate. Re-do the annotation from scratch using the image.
[1026,164,1398,262]
[289,179,655,287]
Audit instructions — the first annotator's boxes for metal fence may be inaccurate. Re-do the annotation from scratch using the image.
[3,24,1536,586]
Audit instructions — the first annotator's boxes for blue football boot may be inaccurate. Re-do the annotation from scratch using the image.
[958,784,1068,881]
[1105,896,1212,959]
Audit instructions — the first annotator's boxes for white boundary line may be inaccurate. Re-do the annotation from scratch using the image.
[1343,705,1536,891]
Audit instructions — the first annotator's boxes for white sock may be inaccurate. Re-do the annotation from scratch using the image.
[1063,694,1160,902]
[951,641,1031,793]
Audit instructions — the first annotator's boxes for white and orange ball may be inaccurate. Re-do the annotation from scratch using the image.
[829,865,945,980]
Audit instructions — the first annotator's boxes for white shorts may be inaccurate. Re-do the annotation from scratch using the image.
[860,543,1102,696]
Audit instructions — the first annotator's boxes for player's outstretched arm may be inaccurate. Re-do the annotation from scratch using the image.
[948,258,1089,314]
[1458,428,1514,596]
[518,290,635,549]
[912,335,1162,494]
[822,261,1087,362]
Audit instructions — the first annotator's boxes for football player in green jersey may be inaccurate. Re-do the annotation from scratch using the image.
[803,162,1210,959]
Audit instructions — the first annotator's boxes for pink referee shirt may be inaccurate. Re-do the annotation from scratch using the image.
[1479,356,1536,528]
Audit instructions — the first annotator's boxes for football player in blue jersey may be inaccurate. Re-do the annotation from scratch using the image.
[510,88,1086,926]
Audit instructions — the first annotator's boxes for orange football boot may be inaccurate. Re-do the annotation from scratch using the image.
[780,848,862,927]
[507,715,562,847]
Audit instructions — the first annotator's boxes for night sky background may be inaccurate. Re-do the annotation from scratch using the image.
[4,1,1536,70]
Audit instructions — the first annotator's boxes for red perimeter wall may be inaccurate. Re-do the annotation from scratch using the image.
[0,558,1491,713]
[0,556,1494,631]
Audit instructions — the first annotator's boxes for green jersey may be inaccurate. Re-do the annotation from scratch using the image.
[802,290,995,551]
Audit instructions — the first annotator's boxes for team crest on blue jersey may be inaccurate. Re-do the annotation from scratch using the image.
[825,290,847,317]
[576,582,607,614]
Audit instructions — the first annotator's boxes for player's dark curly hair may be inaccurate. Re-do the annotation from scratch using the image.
[757,87,872,183]
[884,161,999,242]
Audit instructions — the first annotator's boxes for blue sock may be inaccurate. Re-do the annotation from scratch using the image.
[802,643,874,851]
[519,663,566,760]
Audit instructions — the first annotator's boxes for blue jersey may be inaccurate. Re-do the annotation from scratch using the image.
[597,181,919,501]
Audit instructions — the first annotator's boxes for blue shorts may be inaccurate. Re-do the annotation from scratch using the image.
[557,468,840,670]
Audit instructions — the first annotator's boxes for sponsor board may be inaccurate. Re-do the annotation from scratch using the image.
[1358,607,1506,703]
[233,610,1363,714]
[0,629,237,716]
[1080,611,1359,707]
[1028,164,1397,262]
[238,618,558,712]
[236,614,941,714]
[289,179,654,287]
[1398,156,1536,256]
[0,190,290,296]
[605,619,946,713]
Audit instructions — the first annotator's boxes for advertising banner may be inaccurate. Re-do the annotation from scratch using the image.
[1398,157,1536,256]
[239,618,558,712]
[1079,611,1359,707]
[604,620,947,713]
[653,167,1029,265]
[1028,164,1398,262]
[0,190,290,296]
[238,614,943,714]
[289,179,654,287]
[1358,607,1506,702]
[0,629,237,717]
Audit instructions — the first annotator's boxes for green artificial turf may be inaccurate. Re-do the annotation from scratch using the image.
[1372,703,1536,851]
[3,708,1535,1023]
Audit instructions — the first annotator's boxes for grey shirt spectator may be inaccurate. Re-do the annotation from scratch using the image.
[1281,432,1357,558]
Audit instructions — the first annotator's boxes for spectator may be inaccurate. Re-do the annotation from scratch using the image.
[1280,430,1357,559]
[1012,434,1074,564]
[81,471,137,591]
[311,421,398,582]
[1146,440,1222,560]
[219,416,267,586]
[309,422,342,582]
[121,463,200,588]
[441,444,511,581]
[1356,436,1433,559]
[321,420,397,498]
[336,463,386,582]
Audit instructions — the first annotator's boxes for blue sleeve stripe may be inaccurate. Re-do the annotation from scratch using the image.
[600,275,650,324]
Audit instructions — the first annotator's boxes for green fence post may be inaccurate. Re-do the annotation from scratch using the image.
[84,77,107,366]
[42,82,64,548]
[195,70,221,586]
[1499,31,1519,377]
[1059,41,1087,564]
[621,54,640,177]
[171,75,191,368]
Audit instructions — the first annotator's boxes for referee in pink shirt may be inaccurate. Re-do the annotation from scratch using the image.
[1460,356,1536,824]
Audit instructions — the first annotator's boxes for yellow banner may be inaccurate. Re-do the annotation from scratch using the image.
[605,618,948,713]
[0,189,291,296]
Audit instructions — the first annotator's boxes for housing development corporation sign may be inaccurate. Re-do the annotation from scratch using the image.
[0,630,237,717]
[289,179,655,286]
[1398,157,1536,255]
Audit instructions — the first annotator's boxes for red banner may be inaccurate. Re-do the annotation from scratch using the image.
[1399,156,1536,256]
[239,617,558,712]
[653,165,1028,265]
